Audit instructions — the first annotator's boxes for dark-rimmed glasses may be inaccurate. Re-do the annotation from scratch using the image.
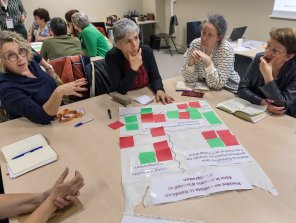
[2,48,28,62]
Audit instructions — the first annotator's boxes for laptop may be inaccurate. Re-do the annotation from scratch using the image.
[229,26,247,41]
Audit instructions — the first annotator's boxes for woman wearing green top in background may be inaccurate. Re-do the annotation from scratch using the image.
[71,11,110,58]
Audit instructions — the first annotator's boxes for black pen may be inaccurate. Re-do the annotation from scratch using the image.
[107,109,112,119]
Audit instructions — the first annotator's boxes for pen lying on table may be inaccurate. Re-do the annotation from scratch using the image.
[74,118,95,127]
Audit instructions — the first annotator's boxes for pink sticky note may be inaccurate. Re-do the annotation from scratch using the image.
[119,136,134,149]
[108,121,124,130]
[156,148,173,162]
[216,129,232,138]
[153,140,169,152]
[141,113,154,122]
[153,114,166,122]
[151,126,165,137]
[188,101,201,108]
[201,130,217,140]
[179,111,190,119]
[177,103,188,110]
[221,135,240,146]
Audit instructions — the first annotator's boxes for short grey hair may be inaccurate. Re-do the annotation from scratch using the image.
[71,11,89,29]
[113,18,139,43]
[202,14,227,37]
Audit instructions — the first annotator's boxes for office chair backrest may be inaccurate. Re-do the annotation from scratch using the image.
[91,22,107,36]
[186,21,202,47]
[234,54,253,78]
[169,15,178,36]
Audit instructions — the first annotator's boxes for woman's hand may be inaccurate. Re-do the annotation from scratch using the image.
[259,56,274,84]
[260,99,286,115]
[56,78,87,97]
[127,48,143,71]
[47,168,84,205]
[188,50,211,67]
[156,90,174,104]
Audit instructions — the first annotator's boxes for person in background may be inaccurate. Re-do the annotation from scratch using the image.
[182,14,240,93]
[65,9,79,37]
[0,0,27,39]
[40,17,81,61]
[105,18,174,104]
[238,28,296,117]
[0,168,84,223]
[71,11,110,58]
[28,8,52,42]
[0,31,87,124]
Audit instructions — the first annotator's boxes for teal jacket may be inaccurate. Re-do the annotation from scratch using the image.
[79,24,110,58]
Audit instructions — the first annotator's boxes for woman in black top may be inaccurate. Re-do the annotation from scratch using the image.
[105,18,174,104]
[238,28,296,117]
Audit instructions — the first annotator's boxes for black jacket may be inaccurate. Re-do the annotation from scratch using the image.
[105,45,164,94]
[238,53,296,117]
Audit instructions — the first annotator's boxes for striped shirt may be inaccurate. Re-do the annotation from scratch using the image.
[182,38,240,93]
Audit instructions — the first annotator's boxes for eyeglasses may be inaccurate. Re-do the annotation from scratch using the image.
[2,48,28,62]
[265,43,282,55]
[201,32,218,39]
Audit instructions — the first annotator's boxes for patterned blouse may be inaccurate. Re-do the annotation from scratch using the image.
[182,38,240,93]
[0,0,26,28]
[31,21,51,40]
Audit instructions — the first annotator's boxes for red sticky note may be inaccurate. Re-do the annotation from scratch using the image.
[179,111,190,119]
[151,126,165,137]
[141,113,154,122]
[188,101,201,108]
[108,121,124,130]
[153,114,166,122]
[221,135,240,146]
[201,130,217,140]
[216,129,232,138]
[153,140,169,152]
[177,103,188,110]
[156,148,173,162]
[119,136,134,149]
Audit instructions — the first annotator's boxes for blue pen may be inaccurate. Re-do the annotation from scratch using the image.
[12,146,43,160]
[74,118,94,127]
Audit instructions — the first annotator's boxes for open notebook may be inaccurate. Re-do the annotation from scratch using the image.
[1,134,58,178]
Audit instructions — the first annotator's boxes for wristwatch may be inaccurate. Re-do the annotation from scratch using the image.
[45,64,53,71]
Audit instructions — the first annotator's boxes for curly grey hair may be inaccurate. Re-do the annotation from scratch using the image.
[71,11,89,29]
[202,14,227,37]
[0,31,33,73]
[113,18,139,43]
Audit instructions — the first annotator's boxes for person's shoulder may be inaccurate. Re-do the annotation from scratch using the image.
[141,44,153,55]
[106,47,121,59]
[220,39,234,52]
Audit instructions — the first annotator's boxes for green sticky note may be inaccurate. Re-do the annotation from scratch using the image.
[207,138,225,148]
[190,111,202,119]
[141,107,153,114]
[167,111,179,119]
[203,111,222,125]
[187,107,198,112]
[125,115,138,123]
[139,151,156,164]
[125,123,139,131]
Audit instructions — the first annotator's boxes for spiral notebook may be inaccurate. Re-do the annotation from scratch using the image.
[1,134,58,178]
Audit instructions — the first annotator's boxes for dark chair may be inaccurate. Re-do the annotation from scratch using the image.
[234,54,253,78]
[156,15,180,56]
[186,21,202,48]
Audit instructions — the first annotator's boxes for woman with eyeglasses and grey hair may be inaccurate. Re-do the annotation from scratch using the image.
[0,31,87,124]
[182,14,240,93]
[238,28,296,117]
[71,11,110,58]
[105,18,174,104]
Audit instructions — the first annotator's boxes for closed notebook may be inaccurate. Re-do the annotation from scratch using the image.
[176,81,210,91]
[19,198,84,223]
[1,134,58,178]
[216,98,269,123]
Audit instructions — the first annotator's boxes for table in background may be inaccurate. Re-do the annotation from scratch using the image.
[1,76,296,223]
[231,39,265,58]
[137,20,159,43]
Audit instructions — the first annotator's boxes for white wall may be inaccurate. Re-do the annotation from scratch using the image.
[165,0,296,47]
[23,0,143,30]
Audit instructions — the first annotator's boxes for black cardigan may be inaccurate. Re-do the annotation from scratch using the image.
[238,53,296,117]
[105,45,164,94]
